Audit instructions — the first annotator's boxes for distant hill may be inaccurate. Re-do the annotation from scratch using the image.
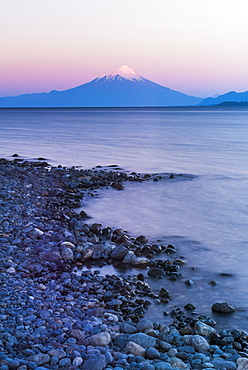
[199,90,248,106]
[0,65,202,107]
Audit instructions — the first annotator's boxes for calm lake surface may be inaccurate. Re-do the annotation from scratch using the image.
[1,107,248,330]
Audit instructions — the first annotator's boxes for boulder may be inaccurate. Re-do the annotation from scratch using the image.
[212,302,235,313]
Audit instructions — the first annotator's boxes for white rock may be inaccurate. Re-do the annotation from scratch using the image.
[88,331,111,346]
[125,341,146,357]
[6,267,16,274]
[237,357,248,370]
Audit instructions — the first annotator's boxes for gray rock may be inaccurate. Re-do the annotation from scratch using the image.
[137,319,154,332]
[194,321,216,337]
[73,357,83,366]
[60,246,74,260]
[169,357,190,369]
[125,341,146,357]
[121,322,138,334]
[212,302,235,313]
[48,348,66,359]
[184,335,210,351]
[157,340,172,352]
[237,358,248,370]
[87,331,111,346]
[129,333,156,348]
[26,354,50,366]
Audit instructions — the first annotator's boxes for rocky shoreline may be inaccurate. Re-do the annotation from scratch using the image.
[0,157,247,370]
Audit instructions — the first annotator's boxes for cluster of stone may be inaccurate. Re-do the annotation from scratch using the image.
[0,158,247,370]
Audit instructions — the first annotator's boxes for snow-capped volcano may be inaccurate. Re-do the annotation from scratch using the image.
[104,65,144,82]
[0,66,203,107]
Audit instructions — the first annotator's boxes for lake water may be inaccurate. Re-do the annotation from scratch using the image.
[1,107,248,330]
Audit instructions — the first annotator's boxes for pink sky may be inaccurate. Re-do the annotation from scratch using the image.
[1,0,248,98]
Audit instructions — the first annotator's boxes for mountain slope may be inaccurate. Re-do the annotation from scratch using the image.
[200,90,248,106]
[0,65,202,107]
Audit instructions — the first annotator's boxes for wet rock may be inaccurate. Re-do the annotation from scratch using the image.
[110,245,128,260]
[212,302,235,313]
[136,235,148,245]
[184,303,196,310]
[147,268,165,278]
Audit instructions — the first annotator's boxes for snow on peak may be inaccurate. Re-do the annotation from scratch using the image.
[105,65,144,81]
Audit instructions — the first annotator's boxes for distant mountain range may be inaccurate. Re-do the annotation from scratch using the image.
[1,65,248,108]
[199,90,248,106]
[0,65,202,107]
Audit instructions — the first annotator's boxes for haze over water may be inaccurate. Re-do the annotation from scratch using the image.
[1,107,248,330]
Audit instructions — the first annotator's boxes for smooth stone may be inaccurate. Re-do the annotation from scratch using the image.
[82,356,106,370]
[129,333,156,348]
[60,246,74,260]
[125,341,146,357]
[72,357,83,366]
[210,358,236,370]
[87,331,111,346]
[110,245,128,260]
[26,354,50,366]
[147,268,165,278]
[121,322,138,334]
[146,347,160,359]
[137,319,154,332]
[48,348,66,359]
[212,302,235,313]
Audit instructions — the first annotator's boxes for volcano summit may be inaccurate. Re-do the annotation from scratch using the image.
[0,66,202,107]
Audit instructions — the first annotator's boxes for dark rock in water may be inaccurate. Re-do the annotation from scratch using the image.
[110,245,128,260]
[159,288,170,298]
[90,223,102,234]
[12,154,19,157]
[147,268,165,278]
[136,235,148,245]
[185,279,194,286]
[212,302,235,313]
[184,303,196,310]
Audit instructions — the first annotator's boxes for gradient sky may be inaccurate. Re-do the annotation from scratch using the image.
[1,0,248,98]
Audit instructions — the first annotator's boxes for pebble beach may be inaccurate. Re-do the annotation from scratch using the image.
[0,157,248,370]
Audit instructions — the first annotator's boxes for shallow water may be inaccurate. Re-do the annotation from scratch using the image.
[1,107,248,330]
